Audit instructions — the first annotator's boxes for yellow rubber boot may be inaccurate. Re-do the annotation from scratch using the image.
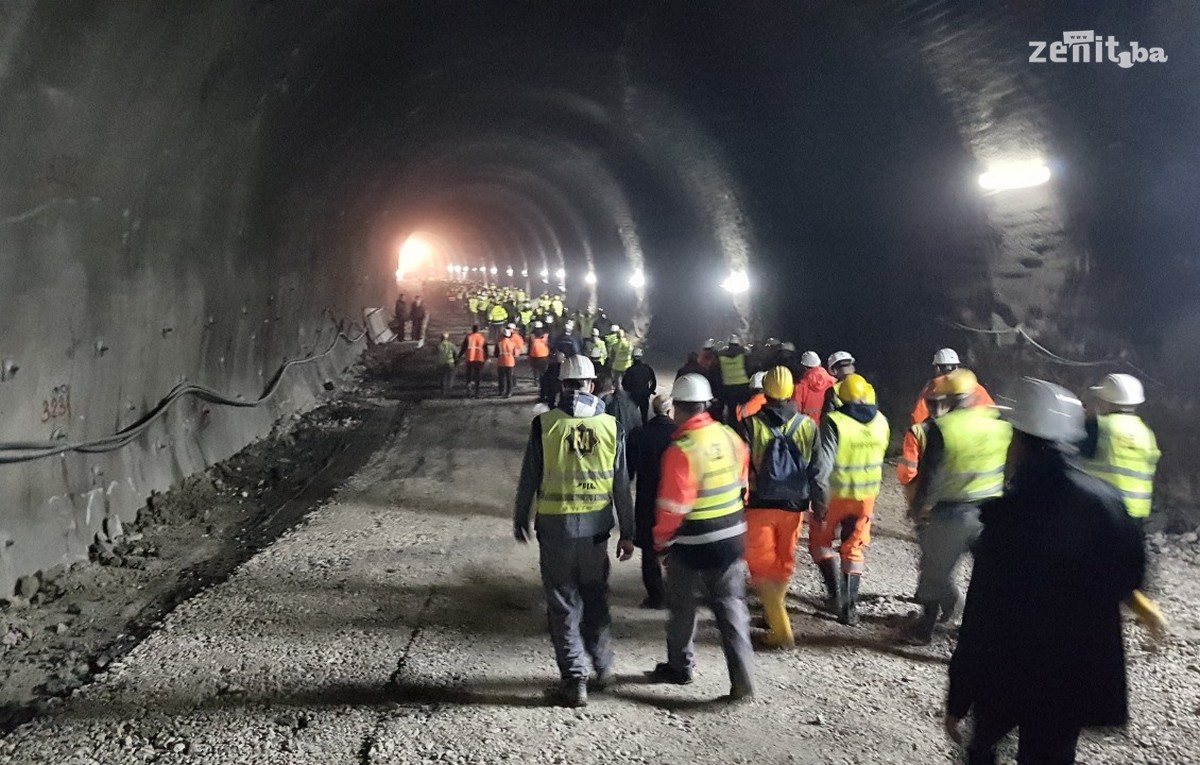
[758,582,795,649]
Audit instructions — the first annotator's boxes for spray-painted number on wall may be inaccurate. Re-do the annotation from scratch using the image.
[41,385,71,423]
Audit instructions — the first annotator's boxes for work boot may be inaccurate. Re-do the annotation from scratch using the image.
[726,682,755,703]
[817,559,843,615]
[591,666,617,692]
[755,581,795,649]
[901,604,939,645]
[839,574,861,626]
[647,662,694,685]
[938,589,963,624]
[548,678,588,708]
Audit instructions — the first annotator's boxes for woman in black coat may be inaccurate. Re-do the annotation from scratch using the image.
[626,394,677,609]
[946,387,1146,765]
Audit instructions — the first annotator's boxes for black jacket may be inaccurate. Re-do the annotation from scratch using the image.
[601,390,644,434]
[627,415,677,548]
[621,360,657,401]
[948,449,1145,726]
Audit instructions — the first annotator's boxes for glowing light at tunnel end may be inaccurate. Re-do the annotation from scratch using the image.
[720,269,750,294]
[978,160,1051,192]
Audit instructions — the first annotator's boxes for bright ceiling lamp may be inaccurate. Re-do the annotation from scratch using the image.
[720,269,750,294]
[520,268,528,277]
[584,271,597,285]
[978,160,1051,191]
[628,268,646,289]
[555,267,566,280]
[539,268,549,278]
[506,267,514,277]
[490,266,498,275]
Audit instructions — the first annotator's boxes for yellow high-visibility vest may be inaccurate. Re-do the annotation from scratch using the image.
[827,411,890,500]
[719,351,750,386]
[1081,413,1160,519]
[536,410,618,516]
[930,407,1012,504]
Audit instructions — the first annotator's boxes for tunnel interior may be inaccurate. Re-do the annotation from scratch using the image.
[0,1,1198,594]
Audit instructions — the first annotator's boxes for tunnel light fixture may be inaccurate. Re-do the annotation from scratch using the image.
[539,268,550,278]
[490,266,498,275]
[506,267,514,277]
[628,269,646,289]
[584,271,597,286]
[521,268,529,278]
[720,270,750,294]
[555,268,566,280]
[978,160,1051,192]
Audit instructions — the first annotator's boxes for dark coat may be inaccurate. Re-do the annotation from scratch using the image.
[622,360,657,401]
[602,391,643,434]
[627,415,677,548]
[947,449,1145,727]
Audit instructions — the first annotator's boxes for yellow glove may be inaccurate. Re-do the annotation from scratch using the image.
[1127,590,1167,643]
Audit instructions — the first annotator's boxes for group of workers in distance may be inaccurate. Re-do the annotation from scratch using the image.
[510,323,1166,765]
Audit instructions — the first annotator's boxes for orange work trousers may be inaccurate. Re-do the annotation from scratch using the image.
[744,508,804,584]
[808,496,876,575]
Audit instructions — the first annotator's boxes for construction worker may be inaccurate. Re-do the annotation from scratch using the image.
[550,294,564,318]
[718,334,751,424]
[467,293,480,322]
[649,373,755,700]
[697,338,717,371]
[627,393,677,609]
[393,293,408,341]
[436,332,458,397]
[823,351,856,414]
[1079,373,1160,525]
[553,320,581,357]
[793,351,835,424]
[595,369,641,435]
[518,302,535,330]
[610,330,634,390]
[496,328,521,398]
[487,301,509,345]
[809,373,889,625]
[896,378,950,504]
[736,366,817,649]
[513,355,635,708]
[621,347,657,425]
[459,325,489,399]
[582,328,607,367]
[911,348,994,425]
[778,342,801,378]
[904,370,1012,644]
[508,322,526,357]
[528,322,551,386]
[603,324,621,361]
[735,371,767,423]
[410,296,427,342]
[945,378,1147,764]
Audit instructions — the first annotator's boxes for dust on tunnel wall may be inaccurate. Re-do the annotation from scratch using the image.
[0,2,387,596]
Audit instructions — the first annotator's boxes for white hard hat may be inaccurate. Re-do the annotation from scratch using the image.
[673,373,714,402]
[765,337,779,346]
[728,333,741,345]
[800,351,821,368]
[1090,373,1145,406]
[703,338,716,349]
[750,371,767,390]
[932,348,961,366]
[588,345,605,360]
[780,342,796,352]
[1004,377,1085,443]
[560,355,597,381]
[533,320,543,328]
[592,327,600,336]
[827,351,855,368]
[545,316,554,324]
[632,347,644,359]
[611,324,620,332]
[507,322,517,329]
[565,319,575,328]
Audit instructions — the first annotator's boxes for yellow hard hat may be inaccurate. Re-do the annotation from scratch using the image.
[838,374,875,405]
[763,366,795,400]
[931,368,977,399]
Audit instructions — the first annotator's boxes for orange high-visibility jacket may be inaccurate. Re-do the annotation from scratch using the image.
[497,336,520,368]
[736,392,766,422]
[911,381,995,425]
[529,335,551,358]
[465,332,487,363]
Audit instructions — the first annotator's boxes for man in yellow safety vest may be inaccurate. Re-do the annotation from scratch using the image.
[1079,373,1160,526]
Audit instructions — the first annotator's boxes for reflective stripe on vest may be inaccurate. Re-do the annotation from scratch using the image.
[671,422,746,545]
[497,339,518,367]
[719,352,750,386]
[1081,413,1159,518]
[747,413,815,493]
[827,411,889,500]
[536,410,618,516]
[530,336,550,358]
[898,422,928,472]
[489,305,508,322]
[466,334,487,362]
[931,407,1012,504]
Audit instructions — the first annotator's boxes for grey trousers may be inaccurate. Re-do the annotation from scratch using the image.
[538,536,614,681]
[664,555,755,693]
[915,503,983,606]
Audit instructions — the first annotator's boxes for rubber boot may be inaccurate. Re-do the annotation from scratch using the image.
[817,559,843,615]
[839,574,861,626]
[756,582,795,649]
[902,603,939,645]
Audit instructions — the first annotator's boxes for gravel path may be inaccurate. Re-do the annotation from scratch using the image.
[3,392,1197,764]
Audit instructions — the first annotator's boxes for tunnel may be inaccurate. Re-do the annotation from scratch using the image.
[0,0,1199,739]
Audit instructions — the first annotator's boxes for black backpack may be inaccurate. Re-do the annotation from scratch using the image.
[755,416,809,503]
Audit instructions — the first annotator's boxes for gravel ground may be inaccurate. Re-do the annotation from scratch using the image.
[2,373,1197,764]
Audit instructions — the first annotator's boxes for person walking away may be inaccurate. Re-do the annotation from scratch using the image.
[676,351,707,380]
[550,294,564,318]
[1079,373,1160,527]
[459,325,488,399]
[822,351,856,414]
[627,393,678,609]
[896,379,950,505]
[778,342,801,378]
[410,296,427,342]
[736,371,767,423]
[583,328,607,368]
[604,324,621,361]
[649,373,756,701]
[553,320,581,358]
[518,302,535,331]
[393,293,408,341]
[595,370,642,435]
[718,334,751,424]
[735,366,817,648]
[513,355,635,707]
[488,301,509,345]
[903,370,1011,644]
[945,378,1146,764]
[793,351,836,424]
[808,374,889,624]
[697,338,717,370]
[610,330,634,390]
[496,328,521,398]
[437,332,458,396]
[528,322,551,386]
[622,347,657,424]
[911,348,994,425]
[467,293,480,323]
[538,352,565,408]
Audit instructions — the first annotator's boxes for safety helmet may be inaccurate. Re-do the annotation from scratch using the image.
[564,319,575,329]
[827,351,855,369]
[592,328,601,336]
[765,337,779,347]
[533,320,543,328]
[1090,373,1145,406]
[545,315,554,324]
[632,347,644,359]
[560,355,597,381]
[441,332,450,340]
[589,345,605,360]
[673,373,714,403]
[838,374,874,404]
[780,342,796,352]
[932,348,961,366]
[1004,377,1085,443]
[507,322,516,329]
[611,324,620,332]
[503,328,512,337]
[763,366,795,400]
[800,351,821,368]
[728,333,741,345]
[703,338,716,349]
[931,368,978,398]
[750,371,767,391]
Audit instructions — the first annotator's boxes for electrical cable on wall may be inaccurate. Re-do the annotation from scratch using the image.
[0,316,368,465]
